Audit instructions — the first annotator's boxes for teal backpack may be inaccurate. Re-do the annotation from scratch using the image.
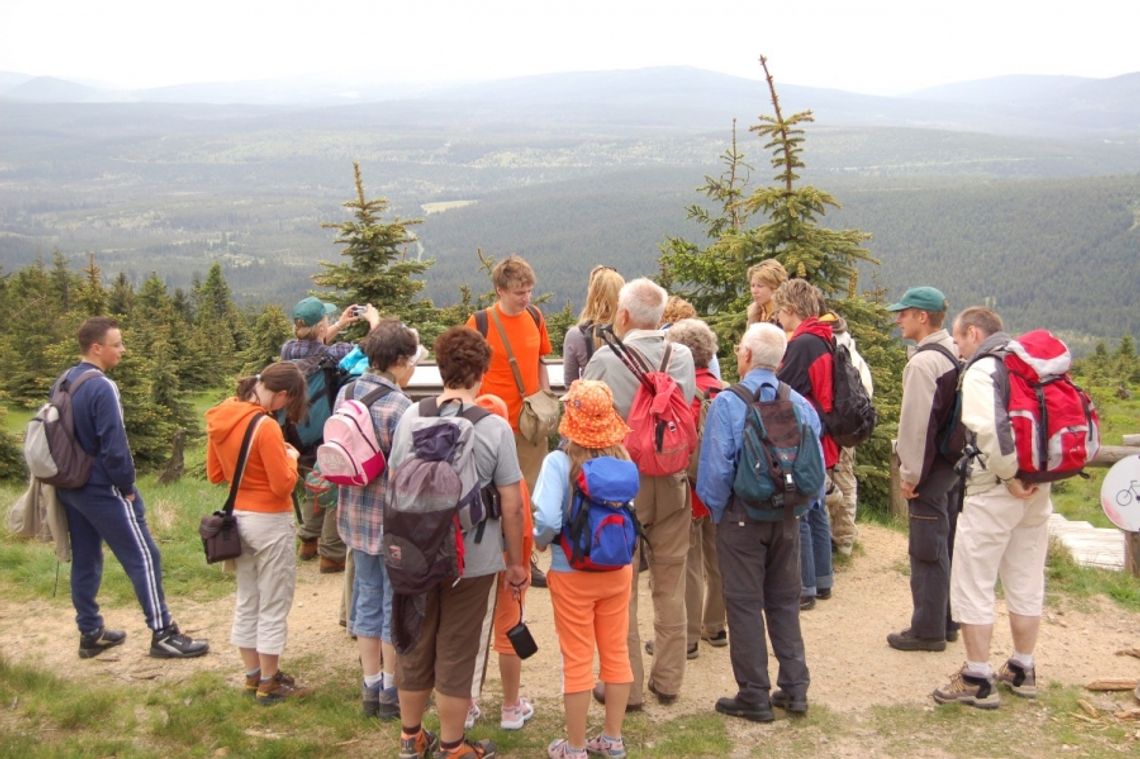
[729,381,825,521]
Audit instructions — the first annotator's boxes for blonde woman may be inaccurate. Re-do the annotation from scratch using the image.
[746,259,789,326]
[562,265,625,382]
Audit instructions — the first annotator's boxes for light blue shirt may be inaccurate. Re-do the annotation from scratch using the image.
[695,367,825,523]
[531,450,575,572]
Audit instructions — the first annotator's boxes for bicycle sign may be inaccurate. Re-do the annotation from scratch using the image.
[1100,454,1140,532]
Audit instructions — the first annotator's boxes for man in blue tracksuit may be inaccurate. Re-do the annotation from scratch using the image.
[56,316,209,660]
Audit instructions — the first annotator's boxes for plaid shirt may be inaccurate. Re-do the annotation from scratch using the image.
[335,373,412,555]
[279,337,355,363]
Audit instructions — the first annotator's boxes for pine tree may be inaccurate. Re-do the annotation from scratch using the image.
[239,304,293,375]
[657,56,902,514]
[76,254,107,316]
[314,162,435,336]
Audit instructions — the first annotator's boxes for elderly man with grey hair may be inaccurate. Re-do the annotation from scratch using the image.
[584,277,697,709]
[696,322,822,722]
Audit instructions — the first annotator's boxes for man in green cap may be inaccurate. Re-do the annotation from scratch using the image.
[885,286,963,652]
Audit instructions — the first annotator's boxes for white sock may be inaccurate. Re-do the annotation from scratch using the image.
[246,667,261,678]
[1011,651,1035,670]
[964,660,993,678]
[382,671,395,690]
[363,672,383,689]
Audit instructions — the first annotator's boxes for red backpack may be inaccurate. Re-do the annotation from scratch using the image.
[601,333,697,477]
[996,330,1101,482]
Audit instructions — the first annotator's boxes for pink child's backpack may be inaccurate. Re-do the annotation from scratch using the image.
[317,384,393,487]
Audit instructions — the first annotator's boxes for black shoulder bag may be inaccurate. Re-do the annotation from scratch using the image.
[199,415,263,564]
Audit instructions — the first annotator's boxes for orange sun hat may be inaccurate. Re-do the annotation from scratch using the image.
[558,379,630,449]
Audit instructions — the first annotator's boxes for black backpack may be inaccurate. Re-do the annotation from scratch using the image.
[816,337,877,447]
[915,343,966,466]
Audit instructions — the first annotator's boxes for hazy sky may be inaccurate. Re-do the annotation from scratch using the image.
[2,0,1136,95]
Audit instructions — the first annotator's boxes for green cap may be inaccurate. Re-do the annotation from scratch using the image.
[292,296,334,326]
[323,302,340,321]
[886,286,947,313]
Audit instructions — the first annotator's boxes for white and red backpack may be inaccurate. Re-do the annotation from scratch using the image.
[317,384,393,487]
[996,329,1100,483]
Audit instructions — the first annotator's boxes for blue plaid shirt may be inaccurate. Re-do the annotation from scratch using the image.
[334,373,412,554]
[279,337,355,363]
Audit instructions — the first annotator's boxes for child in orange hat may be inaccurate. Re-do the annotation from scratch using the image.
[533,380,636,759]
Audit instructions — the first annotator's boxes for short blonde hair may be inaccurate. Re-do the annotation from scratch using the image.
[666,318,718,369]
[747,259,789,290]
[772,279,823,320]
[492,254,536,291]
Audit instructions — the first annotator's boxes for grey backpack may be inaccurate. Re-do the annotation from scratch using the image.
[383,398,492,595]
[24,368,99,489]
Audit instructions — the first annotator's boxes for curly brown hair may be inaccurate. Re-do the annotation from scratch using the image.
[434,326,492,389]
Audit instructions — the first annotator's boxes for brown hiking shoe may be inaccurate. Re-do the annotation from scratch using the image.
[319,556,346,573]
[255,671,311,705]
[245,669,294,696]
[398,728,437,759]
[887,628,947,652]
[298,537,318,561]
[996,659,1037,698]
[932,666,999,709]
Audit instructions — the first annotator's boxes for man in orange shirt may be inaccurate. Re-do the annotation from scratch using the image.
[467,255,553,588]
[466,255,553,491]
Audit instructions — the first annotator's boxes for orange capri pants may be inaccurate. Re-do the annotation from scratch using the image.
[493,482,536,655]
[548,565,634,694]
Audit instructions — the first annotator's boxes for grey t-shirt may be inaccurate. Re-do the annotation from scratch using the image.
[388,397,522,578]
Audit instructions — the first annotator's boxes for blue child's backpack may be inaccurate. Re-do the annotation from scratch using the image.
[559,456,643,571]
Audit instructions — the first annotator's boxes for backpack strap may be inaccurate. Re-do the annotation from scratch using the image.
[474,309,489,337]
[421,396,492,427]
[358,384,394,407]
[489,307,528,398]
[915,343,961,370]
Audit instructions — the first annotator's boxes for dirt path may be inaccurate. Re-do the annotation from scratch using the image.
[2,523,1137,720]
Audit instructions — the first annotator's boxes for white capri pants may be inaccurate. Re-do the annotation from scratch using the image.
[231,510,297,655]
[950,482,1052,625]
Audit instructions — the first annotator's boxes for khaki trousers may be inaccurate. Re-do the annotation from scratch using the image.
[826,446,859,550]
[624,472,690,703]
[513,429,548,495]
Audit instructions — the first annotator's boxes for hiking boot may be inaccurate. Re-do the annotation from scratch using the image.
[887,628,947,652]
[149,624,209,659]
[715,695,774,723]
[298,537,318,561]
[464,700,481,730]
[362,681,380,717]
[78,627,126,659]
[800,596,816,611]
[996,659,1037,698]
[817,587,832,600]
[771,689,809,715]
[932,667,1000,709]
[378,685,400,719]
[701,630,728,648]
[319,556,346,574]
[644,640,698,659]
[647,679,677,705]
[500,696,535,730]
[530,560,548,589]
[248,669,292,696]
[256,670,312,705]
[547,739,587,759]
[432,737,497,759]
[399,728,437,759]
[585,733,627,759]
[591,682,641,712]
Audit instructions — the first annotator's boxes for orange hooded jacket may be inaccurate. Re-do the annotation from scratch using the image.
[205,398,298,514]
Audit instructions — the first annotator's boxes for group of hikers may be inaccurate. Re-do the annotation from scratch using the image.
[40,252,1101,759]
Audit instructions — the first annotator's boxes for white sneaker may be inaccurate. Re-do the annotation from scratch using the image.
[500,696,535,730]
[464,701,481,730]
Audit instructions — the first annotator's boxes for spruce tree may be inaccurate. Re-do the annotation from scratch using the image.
[314,162,434,335]
[657,56,903,513]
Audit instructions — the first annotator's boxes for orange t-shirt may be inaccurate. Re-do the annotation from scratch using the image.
[466,304,552,432]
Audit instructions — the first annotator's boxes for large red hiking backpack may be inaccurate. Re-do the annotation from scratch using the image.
[998,330,1100,482]
[601,332,697,477]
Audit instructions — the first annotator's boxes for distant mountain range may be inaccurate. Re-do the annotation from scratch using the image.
[2,66,1139,140]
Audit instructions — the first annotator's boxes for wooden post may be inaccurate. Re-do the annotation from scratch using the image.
[889,442,907,521]
[1089,445,1140,467]
[1122,434,1140,447]
[1126,531,1140,579]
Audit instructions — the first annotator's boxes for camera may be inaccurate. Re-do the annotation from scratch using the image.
[352,305,367,317]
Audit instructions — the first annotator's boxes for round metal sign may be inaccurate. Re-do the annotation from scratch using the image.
[1100,454,1140,532]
